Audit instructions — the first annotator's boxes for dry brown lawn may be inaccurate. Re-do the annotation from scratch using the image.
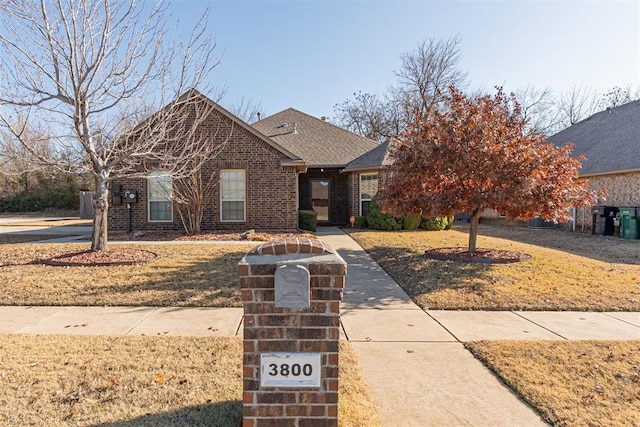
[348,226,640,311]
[0,335,378,426]
[0,218,91,227]
[466,340,640,427]
[0,234,61,244]
[0,243,248,307]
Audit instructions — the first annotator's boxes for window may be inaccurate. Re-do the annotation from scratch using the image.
[221,169,245,221]
[148,171,173,222]
[360,173,378,217]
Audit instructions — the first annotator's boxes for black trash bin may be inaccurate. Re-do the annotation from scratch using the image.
[592,206,619,236]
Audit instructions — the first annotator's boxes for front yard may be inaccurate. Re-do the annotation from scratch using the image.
[0,243,247,307]
[1,224,639,425]
[347,226,640,311]
[0,335,379,426]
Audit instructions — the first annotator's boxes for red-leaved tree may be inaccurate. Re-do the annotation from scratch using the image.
[380,86,596,253]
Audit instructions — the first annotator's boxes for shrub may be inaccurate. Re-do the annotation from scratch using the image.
[402,213,422,230]
[354,216,368,228]
[444,215,454,230]
[1,193,46,212]
[420,216,453,231]
[298,210,317,232]
[367,201,402,231]
[247,233,269,242]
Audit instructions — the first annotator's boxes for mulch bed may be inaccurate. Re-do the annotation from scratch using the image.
[50,230,314,266]
[424,247,532,264]
[42,248,157,267]
[107,230,312,242]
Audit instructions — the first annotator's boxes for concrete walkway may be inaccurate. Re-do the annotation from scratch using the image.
[1,226,639,425]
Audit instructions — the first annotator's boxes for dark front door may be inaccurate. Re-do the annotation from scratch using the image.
[311,180,330,222]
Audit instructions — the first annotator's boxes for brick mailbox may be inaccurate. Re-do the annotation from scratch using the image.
[238,237,346,427]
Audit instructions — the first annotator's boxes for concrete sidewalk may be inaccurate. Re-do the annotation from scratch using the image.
[1,226,639,425]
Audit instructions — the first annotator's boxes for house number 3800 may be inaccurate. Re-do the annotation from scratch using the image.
[260,353,322,387]
[268,363,313,377]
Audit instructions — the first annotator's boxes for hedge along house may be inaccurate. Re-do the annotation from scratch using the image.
[547,100,640,230]
[108,90,307,232]
[252,109,379,225]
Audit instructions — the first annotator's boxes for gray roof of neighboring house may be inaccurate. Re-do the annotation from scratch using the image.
[343,140,391,172]
[547,100,640,176]
[252,108,379,168]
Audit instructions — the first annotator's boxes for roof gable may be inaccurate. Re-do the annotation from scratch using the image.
[252,108,379,168]
[139,89,303,166]
[343,140,391,172]
[548,100,640,175]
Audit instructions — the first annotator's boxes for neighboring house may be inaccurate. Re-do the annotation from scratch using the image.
[108,93,380,232]
[547,100,640,229]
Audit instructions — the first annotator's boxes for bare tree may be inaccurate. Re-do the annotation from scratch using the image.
[0,121,53,194]
[172,123,231,235]
[332,92,400,142]
[229,97,263,123]
[0,0,224,252]
[599,85,639,109]
[557,86,600,128]
[392,35,467,116]
[334,35,467,141]
[512,86,560,136]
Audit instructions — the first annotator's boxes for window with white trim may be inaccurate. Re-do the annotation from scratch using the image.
[148,171,173,222]
[221,169,246,221]
[360,173,378,217]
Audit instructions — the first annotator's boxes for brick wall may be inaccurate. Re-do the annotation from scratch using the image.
[238,238,346,427]
[108,108,299,232]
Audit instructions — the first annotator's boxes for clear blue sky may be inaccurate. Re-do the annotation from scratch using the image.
[169,0,639,120]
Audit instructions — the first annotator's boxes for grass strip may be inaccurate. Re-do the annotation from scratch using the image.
[466,340,640,426]
[0,335,379,426]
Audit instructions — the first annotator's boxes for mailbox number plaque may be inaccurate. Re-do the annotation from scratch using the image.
[260,353,321,387]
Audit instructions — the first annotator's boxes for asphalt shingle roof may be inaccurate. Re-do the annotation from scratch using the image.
[343,140,391,171]
[252,108,379,168]
[548,100,640,175]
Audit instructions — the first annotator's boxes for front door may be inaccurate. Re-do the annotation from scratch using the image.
[311,180,330,222]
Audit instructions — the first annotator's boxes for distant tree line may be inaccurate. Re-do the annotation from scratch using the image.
[332,35,639,141]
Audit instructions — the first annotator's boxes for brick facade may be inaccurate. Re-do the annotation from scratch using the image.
[108,108,299,232]
[238,238,346,427]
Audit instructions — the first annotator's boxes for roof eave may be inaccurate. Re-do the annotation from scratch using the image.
[581,167,640,177]
[280,158,307,173]
[306,164,348,169]
[341,165,384,173]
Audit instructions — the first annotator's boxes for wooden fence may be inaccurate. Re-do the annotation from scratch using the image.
[79,191,94,219]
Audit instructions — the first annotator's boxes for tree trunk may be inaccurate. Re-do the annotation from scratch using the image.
[91,176,109,252]
[468,208,481,253]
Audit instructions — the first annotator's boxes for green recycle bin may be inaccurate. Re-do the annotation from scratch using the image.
[619,207,639,240]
